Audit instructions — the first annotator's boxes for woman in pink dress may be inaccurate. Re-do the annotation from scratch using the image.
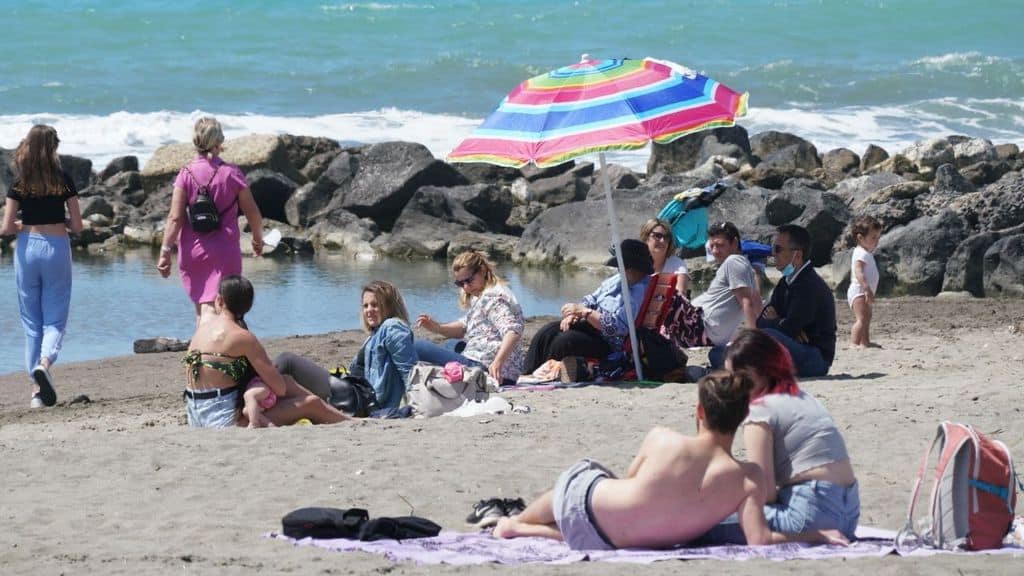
[156,117,264,322]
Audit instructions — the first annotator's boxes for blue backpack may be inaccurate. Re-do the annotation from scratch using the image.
[656,182,728,250]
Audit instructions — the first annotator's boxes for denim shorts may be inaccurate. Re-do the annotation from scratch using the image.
[698,479,861,544]
[185,389,240,428]
[551,459,617,550]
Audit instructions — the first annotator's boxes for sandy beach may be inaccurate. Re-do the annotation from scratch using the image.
[1,296,1022,575]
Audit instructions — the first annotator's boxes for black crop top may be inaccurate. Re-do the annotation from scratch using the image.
[6,172,78,226]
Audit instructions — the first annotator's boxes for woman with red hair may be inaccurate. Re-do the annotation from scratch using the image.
[699,328,859,544]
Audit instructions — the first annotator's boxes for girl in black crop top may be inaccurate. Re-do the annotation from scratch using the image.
[1,124,84,409]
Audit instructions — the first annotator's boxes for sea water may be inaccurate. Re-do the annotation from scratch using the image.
[0,250,602,374]
[1,0,1021,370]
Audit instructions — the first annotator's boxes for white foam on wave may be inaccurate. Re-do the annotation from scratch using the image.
[319,2,436,12]
[1,100,1021,175]
[911,51,1006,69]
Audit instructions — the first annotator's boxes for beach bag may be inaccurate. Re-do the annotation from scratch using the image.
[328,375,380,418]
[405,362,493,417]
[281,507,369,539]
[656,182,728,250]
[183,164,231,233]
[896,421,1017,551]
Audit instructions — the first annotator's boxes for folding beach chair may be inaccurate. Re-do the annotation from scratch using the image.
[620,273,688,381]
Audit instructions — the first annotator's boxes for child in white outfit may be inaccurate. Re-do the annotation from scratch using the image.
[846,215,882,348]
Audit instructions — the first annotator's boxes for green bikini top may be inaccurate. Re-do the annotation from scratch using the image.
[182,349,255,386]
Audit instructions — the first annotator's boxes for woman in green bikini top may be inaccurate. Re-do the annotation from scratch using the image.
[183,275,348,428]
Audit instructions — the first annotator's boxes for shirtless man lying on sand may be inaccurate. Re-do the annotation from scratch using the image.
[494,371,849,550]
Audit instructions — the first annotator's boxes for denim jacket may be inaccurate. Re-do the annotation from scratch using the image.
[580,275,650,351]
[349,318,417,409]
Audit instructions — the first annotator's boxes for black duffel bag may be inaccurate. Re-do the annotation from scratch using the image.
[328,375,380,417]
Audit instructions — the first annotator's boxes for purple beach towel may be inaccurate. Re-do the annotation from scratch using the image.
[264,526,1024,565]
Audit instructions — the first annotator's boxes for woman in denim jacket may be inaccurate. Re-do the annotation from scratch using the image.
[275,280,417,410]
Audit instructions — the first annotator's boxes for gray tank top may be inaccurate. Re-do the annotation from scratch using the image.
[745,391,849,482]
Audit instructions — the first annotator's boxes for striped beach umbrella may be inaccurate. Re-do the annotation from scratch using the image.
[448,56,748,168]
[449,56,748,380]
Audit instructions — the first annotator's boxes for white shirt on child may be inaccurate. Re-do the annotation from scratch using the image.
[846,246,879,306]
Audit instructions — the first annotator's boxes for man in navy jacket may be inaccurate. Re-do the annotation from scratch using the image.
[757,225,836,377]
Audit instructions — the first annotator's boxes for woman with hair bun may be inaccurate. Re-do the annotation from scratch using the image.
[156,116,264,323]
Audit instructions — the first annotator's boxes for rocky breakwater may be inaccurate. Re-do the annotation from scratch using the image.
[1,129,1021,297]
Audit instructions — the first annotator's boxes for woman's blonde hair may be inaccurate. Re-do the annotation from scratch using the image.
[192,117,225,159]
[640,217,677,253]
[14,125,63,197]
[452,250,502,309]
[360,280,410,332]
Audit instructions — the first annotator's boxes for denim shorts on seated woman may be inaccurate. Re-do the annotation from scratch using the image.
[696,480,861,544]
[184,388,240,428]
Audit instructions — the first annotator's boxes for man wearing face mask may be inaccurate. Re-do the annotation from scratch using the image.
[757,224,836,377]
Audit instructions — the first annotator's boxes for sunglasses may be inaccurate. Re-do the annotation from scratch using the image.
[649,231,669,242]
[453,269,478,288]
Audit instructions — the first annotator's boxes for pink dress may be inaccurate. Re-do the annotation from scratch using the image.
[173,156,249,304]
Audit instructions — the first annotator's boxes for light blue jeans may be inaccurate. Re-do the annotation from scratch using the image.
[698,480,860,544]
[185,389,240,428]
[15,232,72,374]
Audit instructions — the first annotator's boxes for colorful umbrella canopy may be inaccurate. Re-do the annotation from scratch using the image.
[448,57,748,168]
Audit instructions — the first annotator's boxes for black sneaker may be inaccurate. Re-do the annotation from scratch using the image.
[465,498,506,528]
[501,497,526,516]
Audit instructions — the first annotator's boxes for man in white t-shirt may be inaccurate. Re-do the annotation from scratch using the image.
[695,222,759,367]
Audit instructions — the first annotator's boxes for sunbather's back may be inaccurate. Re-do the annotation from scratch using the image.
[590,426,756,549]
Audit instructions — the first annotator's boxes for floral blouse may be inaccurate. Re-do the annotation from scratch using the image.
[461,284,525,382]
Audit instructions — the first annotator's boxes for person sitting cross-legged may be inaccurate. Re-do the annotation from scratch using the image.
[757,224,837,377]
[492,370,848,550]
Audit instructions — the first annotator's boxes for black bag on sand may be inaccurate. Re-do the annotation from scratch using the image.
[358,516,442,541]
[637,327,686,381]
[328,375,380,417]
[281,507,369,539]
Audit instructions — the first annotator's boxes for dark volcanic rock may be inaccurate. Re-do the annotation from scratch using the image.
[374,186,487,258]
[247,169,298,223]
[874,210,970,295]
[984,234,1024,296]
[99,156,139,181]
[648,126,752,175]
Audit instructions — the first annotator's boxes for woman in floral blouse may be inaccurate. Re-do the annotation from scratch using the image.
[415,251,525,385]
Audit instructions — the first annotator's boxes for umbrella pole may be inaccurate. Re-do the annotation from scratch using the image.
[598,153,644,381]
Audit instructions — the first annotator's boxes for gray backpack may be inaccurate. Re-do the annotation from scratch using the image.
[404,362,494,417]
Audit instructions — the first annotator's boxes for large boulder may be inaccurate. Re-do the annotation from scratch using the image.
[338,142,468,230]
[899,137,955,179]
[247,169,298,223]
[765,180,850,265]
[525,166,591,206]
[949,171,1024,232]
[747,140,822,189]
[308,209,378,255]
[648,126,752,175]
[983,234,1024,296]
[821,148,860,183]
[445,183,516,233]
[79,196,114,219]
[959,160,1012,188]
[141,134,301,193]
[452,162,521,185]
[447,231,521,261]
[830,172,906,210]
[504,202,546,236]
[99,156,139,181]
[594,163,641,191]
[373,186,487,258]
[940,223,1024,296]
[284,152,355,227]
[860,144,889,172]
[520,161,575,182]
[59,154,94,191]
[952,137,997,168]
[278,135,342,183]
[873,210,969,295]
[0,147,14,198]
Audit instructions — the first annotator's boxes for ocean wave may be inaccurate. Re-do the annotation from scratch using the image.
[1,101,1021,175]
[319,2,436,12]
[911,51,1007,69]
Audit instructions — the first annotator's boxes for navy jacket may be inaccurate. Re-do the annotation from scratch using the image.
[758,265,837,365]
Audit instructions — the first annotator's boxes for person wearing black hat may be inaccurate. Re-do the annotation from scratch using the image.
[522,239,653,376]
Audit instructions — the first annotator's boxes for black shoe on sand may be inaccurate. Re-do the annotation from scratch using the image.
[465,498,507,528]
[32,364,56,407]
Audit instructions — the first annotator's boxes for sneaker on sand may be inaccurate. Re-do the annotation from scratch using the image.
[31,364,56,407]
[30,394,45,409]
[501,497,526,516]
[465,498,507,528]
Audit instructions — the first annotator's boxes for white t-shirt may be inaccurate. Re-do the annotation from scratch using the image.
[847,246,879,305]
[693,254,756,345]
[661,255,689,276]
